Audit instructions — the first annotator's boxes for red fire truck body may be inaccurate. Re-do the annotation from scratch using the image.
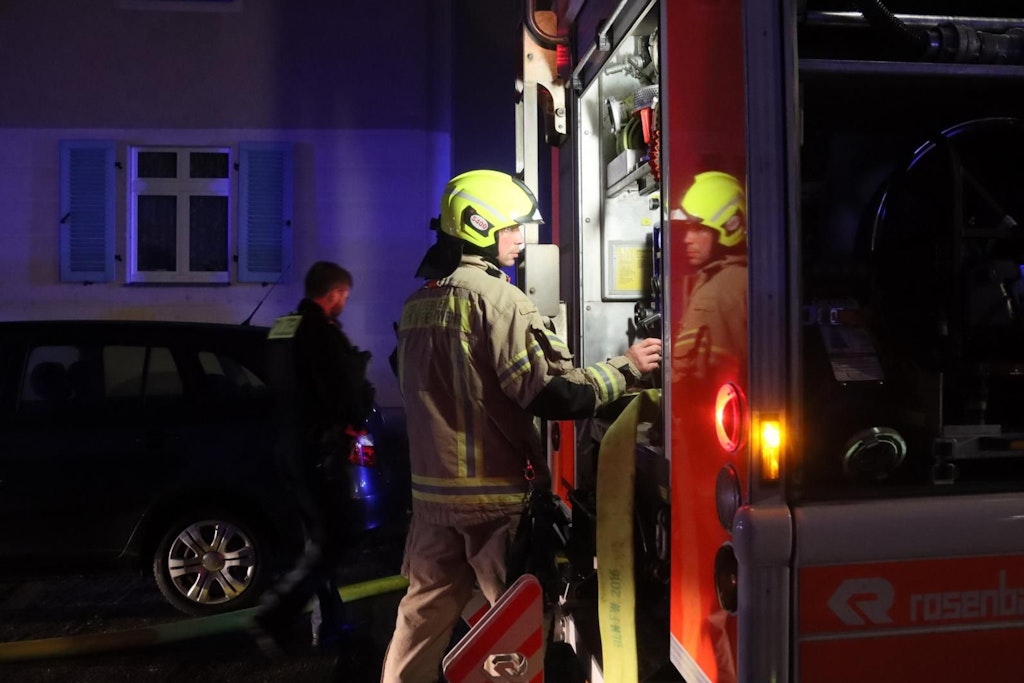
[516,1,1024,681]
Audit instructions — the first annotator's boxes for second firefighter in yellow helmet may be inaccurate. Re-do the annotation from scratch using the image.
[677,170,746,248]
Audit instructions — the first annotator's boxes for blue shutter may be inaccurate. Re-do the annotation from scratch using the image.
[59,140,116,282]
[238,142,293,283]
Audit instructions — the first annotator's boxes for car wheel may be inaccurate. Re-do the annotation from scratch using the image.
[153,510,272,616]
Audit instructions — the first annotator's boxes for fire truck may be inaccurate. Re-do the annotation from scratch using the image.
[503,0,1024,681]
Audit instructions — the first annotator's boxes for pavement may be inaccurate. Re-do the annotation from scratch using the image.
[0,529,407,683]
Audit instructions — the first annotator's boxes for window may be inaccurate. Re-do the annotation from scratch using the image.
[198,350,266,399]
[105,345,183,401]
[59,139,292,285]
[128,146,231,284]
[18,343,183,417]
[20,346,81,416]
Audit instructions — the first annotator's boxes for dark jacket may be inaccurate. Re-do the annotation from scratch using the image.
[267,299,374,470]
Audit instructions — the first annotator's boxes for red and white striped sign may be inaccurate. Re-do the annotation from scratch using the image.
[443,574,545,683]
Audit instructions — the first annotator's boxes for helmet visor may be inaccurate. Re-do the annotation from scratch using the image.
[508,176,544,225]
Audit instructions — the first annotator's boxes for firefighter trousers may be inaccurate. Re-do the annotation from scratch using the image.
[380,513,518,683]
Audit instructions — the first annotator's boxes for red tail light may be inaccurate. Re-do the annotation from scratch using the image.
[556,44,570,70]
[715,382,747,453]
[347,430,377,467]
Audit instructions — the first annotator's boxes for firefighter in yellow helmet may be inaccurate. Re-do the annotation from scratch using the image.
[411,169,543,279]
[382,170,662,682]
[671,170,748,382]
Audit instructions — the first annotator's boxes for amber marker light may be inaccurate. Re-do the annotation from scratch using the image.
[760,417,782,482]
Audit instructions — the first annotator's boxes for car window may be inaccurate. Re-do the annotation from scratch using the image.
[144,347,182,398]
[17,344,183,411]
[20,346,81,415]
[198,350,266,399]
[105,345,145,398]
[15,341,270,418]
[105,345,182,402]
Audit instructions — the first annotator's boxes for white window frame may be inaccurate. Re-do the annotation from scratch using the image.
[127,145,232,284]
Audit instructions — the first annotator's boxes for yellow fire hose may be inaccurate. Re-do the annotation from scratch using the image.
[0,574,409,662]
[596,388,661,683]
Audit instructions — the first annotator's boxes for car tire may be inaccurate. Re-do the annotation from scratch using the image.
[152,509,273,616]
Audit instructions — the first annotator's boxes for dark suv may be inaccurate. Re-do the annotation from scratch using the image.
[0,320,409,616]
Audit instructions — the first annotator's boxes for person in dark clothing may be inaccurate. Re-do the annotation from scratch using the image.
[255,260,375,653]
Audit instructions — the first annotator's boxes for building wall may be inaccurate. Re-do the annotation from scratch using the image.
[0,0,518,408]
[0,0,446,131]
[0,126,446,406]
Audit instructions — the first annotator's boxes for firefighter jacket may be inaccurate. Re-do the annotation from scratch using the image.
[398,254,638,527]
[672,252,748,384]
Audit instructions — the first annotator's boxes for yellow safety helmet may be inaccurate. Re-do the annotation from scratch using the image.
[440,170,543,248]
[679,171,746,247]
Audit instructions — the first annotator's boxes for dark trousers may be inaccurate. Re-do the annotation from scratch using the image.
[258,450,352,642]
